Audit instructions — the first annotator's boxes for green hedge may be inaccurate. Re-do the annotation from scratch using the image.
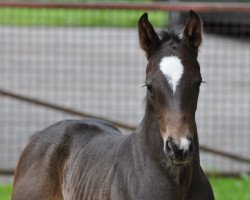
[0,8,167,27]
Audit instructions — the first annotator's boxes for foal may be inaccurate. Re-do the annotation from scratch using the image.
[12,11,214,200]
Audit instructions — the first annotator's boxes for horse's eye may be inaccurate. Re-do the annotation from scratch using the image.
[194,79,202,88]
[195,81,201,88]
[146,85,153,94]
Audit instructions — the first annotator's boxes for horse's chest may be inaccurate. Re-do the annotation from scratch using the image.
[110,167,186,200]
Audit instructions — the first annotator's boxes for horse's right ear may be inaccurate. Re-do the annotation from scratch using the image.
[138,13,161,59]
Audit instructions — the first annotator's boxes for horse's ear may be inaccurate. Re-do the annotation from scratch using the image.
[138,13,161,59]
[183,10,202,52]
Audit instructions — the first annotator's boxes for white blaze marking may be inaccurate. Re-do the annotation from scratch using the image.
[159,56,184,93]
[179,137,191,151]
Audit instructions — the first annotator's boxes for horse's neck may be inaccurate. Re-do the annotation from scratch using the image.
[136,101,201,186]
[138,102,163,155]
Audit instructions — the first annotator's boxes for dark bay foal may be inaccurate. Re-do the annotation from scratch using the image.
[12,11,214,200]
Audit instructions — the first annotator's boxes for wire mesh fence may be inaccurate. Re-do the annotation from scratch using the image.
[0,2,250,183]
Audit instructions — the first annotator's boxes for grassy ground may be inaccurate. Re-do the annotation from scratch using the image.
[0,8,167,27]
[209,176,250,200]
[0,184,12,200]
[1,177,250,200]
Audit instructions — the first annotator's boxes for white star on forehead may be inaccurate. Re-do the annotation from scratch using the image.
[159,56,184,93]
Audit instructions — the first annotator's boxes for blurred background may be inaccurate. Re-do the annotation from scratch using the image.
[0,0,250,199]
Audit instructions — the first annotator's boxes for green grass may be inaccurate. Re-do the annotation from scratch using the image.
[0,8,167,27]
[210,176,250,200]
[1,177,250,200]
[0,184,12,200]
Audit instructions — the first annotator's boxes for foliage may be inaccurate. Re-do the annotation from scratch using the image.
[0,8,167,28]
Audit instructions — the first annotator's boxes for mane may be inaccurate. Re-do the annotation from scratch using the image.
[159,30,181,44]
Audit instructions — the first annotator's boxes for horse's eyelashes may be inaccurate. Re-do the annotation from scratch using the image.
[146,85,153,93]
[194,79,204,87]
[141,84,153,94]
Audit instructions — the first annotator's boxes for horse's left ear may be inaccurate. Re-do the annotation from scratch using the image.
[183,10,202,52]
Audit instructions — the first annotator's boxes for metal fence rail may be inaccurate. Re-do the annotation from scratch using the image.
[1,88,250,165]
[0,2,250,181]
[0,2,250,13]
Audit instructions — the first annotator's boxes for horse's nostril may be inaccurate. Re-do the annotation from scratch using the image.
[165,137,177,157]
[189,139,194,153]
[165,137,193,160]
[183,149,190,158]
[166,140,173,155]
